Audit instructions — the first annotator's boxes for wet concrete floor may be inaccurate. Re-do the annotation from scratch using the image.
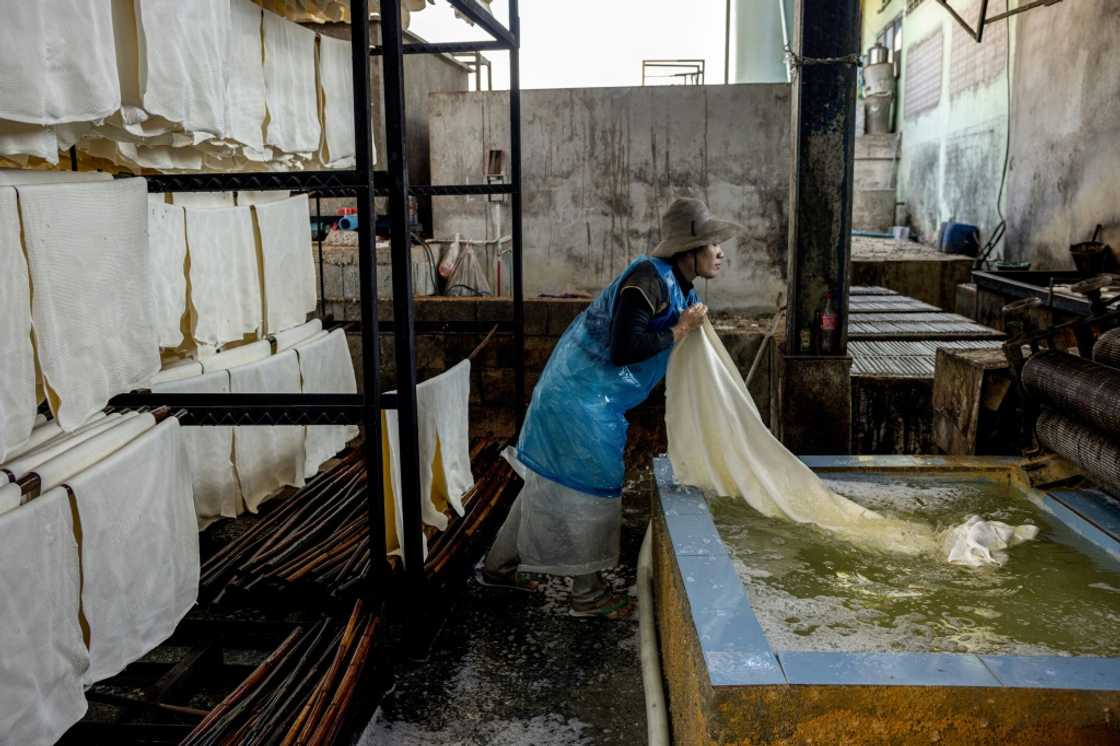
[360,464,655,745]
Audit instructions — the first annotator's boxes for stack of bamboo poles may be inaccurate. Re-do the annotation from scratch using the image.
[201,439,519,603]
[181,600,376,746]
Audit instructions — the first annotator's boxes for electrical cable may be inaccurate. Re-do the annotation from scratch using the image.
[975,10,1014,269]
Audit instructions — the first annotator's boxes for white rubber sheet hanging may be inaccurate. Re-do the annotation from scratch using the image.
[134,0,229,137]
[154,371,238,528]
[316,34,357,168]
[0,413,129,484]
[185,205,263,347]
[229,350,307,512]
[294,329,359,476]
[225,0,268,154]
[17,177,160,430]
[0,1,120,126]
[69,418,198,685]
[254,194,318,334]
[151,360,204,386]
[147,197,188,348]
[262,9,321,156]
[666,320,1037,567]
[273,318,324,352]
[0,187,36,461]
[32,414,156,493]
[0,487,89,746]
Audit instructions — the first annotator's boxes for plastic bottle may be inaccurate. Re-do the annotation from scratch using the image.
[819,292,838,355]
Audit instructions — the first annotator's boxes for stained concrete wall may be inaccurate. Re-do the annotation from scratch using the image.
[428,84,791,313]
[1005,0,1120,268]
[860,0,1119,269]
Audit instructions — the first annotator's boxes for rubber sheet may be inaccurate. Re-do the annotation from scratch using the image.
[0,187,36,461]
[69,418,198,685]
[262,9,321,156]
[147,197,188,348]
[16,177,160,430]
[254,195,318,334]
[317,34,357,168]
[225,0,268,153]
[294,329,359,476]
[666,320,1037,567]
[185,205,263,347]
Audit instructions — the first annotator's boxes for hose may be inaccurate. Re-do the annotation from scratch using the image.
[638,523,670,746]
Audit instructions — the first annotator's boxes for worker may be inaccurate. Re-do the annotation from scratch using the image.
[480,197,742,619]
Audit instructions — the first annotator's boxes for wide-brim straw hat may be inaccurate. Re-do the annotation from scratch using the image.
[651,197,743,259]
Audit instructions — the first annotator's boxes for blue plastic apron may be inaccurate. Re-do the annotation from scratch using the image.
[516,256,699,497]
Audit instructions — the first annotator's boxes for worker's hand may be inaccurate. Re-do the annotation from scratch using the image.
[672,303,708,342]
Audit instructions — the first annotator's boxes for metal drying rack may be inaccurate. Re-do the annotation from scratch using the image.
[108,0,527,613]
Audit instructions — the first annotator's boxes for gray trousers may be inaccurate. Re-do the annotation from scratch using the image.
[484,492,608,605]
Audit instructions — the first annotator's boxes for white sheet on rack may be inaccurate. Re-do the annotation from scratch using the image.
[3,415,104,464]
[151,360,204,386]
[69,418,198,685]
[254,195,317,334]
[185,206,263,347]
[1,413,128,483]
[0,482,19,516]
[237,190,290,206]
[201,340,272,374]
[147,198,188,348]
[226,0,268,152]
[154,371,238,528]
[0,169,112,186]
[0,121,59,165]
[34,414,155,493]
[0,188,36,461]
[262,9,321,155]
[134,0,229,136]
[317,34,357,168]
[0,486,89,746]
[384,363,476,533]
[230,350,306,511]
[172,192,236,209]
[273,319,324,352]
[295,329,359,476]
[425,360,474,517]
[17,177,160,430]
[0,1,120,125]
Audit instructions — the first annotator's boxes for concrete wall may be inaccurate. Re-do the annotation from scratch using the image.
[863,0,1013,246]
[861,0,1119,269]
[1005,0,1120,268]
[428,84,791,314]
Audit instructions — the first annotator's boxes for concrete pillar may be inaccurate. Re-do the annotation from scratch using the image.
[778,0,860,454]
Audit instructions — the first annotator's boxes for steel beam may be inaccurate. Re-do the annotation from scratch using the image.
[446,0,515,48]
[378,0,425,591]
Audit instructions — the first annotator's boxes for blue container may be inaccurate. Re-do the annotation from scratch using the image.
[939,221,980,257]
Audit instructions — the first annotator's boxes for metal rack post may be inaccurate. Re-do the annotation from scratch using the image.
[509,0,526,427]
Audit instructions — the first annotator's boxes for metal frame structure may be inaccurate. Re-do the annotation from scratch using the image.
[108,0,526,604]
[935,0,1063,43]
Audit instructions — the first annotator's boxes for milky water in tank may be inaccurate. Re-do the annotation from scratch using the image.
[710,474,1120,656]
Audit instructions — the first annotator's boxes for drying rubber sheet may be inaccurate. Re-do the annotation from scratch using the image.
[0,0,119,125]
[225,0,268,153]
[147,198,188,348]
[0,122,60,165]
[134,0,229,136]
[172,191,236,208]
[262,9,321,156]
[255,195,318,334]
[1,413,129,484]
[0,187,37,461]
[273,318,324,352]
[69,418,198,685]
[666,320,1037,568]
[230,350,306,512]
[185,205,263,347]
[0,486,89,746]
[33,414,156,494]
[151,360,204,386]
[238,190,291,206]
[201,340,272,374]
[154,371,238,528]
[317,34,357,168]
[0,169,112,186]
[16,177,161,430]
[384,361,475,533]
[295,329,359,476]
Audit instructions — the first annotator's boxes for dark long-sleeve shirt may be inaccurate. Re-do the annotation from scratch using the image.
[609,262,693,366]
